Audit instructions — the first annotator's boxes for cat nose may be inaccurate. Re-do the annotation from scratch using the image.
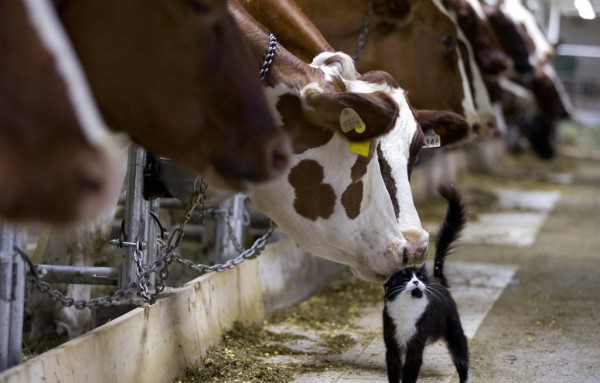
[413,280,419,286]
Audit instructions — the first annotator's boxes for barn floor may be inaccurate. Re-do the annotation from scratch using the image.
[180,123,600,383]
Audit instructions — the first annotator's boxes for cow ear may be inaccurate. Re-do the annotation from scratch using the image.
[413,109,469,146]
[305,90,399,141]
[372,0,412,19]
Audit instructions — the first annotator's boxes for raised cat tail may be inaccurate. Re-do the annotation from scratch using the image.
[433,184,468,287]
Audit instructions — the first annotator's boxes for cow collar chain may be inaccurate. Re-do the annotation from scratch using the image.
[353,1,374,62]
[259,33,277,80]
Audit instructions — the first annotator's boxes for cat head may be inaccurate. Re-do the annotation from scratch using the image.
[384,265,429,300]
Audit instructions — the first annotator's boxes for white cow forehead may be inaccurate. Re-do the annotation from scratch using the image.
[22,0,113,147]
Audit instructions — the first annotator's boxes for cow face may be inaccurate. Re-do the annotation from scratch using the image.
[57,0,290,190]
[483,1,533,74]
[444,0,510,76]
[248,53,436,282]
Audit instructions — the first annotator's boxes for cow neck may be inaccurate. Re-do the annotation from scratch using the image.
[228,0,317,89]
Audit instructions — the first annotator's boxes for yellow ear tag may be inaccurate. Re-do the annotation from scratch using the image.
[348,141,370,157]
[339,108,365,133]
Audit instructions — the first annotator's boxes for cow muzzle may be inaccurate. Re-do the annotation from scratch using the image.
[401,227,430,266]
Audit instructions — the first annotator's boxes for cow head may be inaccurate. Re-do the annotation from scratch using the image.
[246,52,468,282]
[483,0,534,74]
[57,0,291,191]
[443,0,511,77]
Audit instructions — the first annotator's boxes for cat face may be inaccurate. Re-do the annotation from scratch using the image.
[384,265,430,300]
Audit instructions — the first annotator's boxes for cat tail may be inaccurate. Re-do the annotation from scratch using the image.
[434,184,468,288]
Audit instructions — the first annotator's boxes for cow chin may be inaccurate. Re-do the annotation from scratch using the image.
[349,266,389,284]
[348,242,408,283]
[201,166,249,193]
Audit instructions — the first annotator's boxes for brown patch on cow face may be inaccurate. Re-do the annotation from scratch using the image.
[377,144,400,219]
[275,94,334,154]
[341,181,363,220]
[341,151,373,219]
[351,153,371,181]
[407,127,424,179]
[288,160,336,220]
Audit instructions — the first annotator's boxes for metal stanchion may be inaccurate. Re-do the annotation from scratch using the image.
[214,194,247,264]
[0,222,26,372]
[119,144,152,293]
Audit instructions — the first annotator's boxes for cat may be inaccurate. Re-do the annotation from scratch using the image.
[383,184,470,383]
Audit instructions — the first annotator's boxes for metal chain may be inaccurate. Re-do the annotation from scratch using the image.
[20,176,274,308]
[222,208,245,254]
[16,246,144,308]
[143,177,209,304]
[175,221,274,273]
[259,33,277,80]
[352,1,373,62]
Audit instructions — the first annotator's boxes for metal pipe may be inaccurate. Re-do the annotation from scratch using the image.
[8,229,26,369]
[119,144,148,292]
[0,224,26,371]
[0,222,15,371]
[35,265,119,285]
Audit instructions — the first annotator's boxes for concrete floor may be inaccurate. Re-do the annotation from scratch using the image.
[260,143,600,382]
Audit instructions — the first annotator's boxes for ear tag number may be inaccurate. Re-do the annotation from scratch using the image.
[340,108,365,133]
[423,132,441,148]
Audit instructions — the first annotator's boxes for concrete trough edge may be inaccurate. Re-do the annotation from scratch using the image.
[0,138,504,383]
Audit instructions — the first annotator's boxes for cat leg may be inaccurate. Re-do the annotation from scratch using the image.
[401,342,425,383]
[445,316,471,383]
[385,349,403,383]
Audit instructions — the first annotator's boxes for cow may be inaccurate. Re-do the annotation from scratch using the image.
[483,0,573,158]
[0,0,126,223]
[229,0,469,282]
[55,0,291,191]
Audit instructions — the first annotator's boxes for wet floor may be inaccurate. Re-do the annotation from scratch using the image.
[181,130,600,383]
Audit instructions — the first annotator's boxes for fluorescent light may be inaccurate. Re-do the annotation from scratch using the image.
[574,0,596,20]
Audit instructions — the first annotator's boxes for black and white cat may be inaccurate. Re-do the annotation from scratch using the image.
[383,184,470,383]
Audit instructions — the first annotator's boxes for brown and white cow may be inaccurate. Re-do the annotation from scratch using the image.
[55,0,291,191]
[483,0,572,158]
[230,1,468,282]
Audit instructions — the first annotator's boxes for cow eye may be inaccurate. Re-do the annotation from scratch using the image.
[187,0,210,13]
[441,34,455,52]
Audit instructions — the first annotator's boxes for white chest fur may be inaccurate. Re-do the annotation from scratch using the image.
[386,291,428,348]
